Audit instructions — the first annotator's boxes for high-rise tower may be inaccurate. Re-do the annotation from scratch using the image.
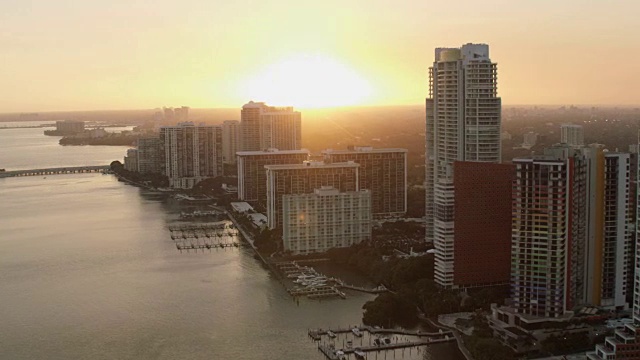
[222,120,240,164]
[240,101,301,151]
[425,43,501,287]
[160,122,223,189]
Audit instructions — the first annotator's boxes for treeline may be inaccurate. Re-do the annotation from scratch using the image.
[60,135,139,146]
[326,244,508,330]
[464,312,513,360]
[110,161,169,188]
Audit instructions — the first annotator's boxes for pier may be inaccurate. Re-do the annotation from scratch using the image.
[336,282,388,294]
[308,326,453,340]
[0,165,110,178]
[288,285,346,299]
[169,221,240,253]
[175,242,239,251]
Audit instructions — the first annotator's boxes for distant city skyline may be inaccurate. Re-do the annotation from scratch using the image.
[1,1,639,112]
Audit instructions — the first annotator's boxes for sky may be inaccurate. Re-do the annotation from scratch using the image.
[1,0,639,112]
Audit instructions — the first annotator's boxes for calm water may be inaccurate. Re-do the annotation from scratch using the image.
[0,127,461,359]
[0,122,133,170]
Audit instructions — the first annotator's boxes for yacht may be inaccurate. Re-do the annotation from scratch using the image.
[351,328,362,337]
[327,330,336,338]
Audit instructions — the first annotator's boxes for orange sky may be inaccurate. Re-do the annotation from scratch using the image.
[1,0,639,112]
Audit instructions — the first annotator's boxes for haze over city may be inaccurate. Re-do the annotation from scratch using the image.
[2,0,640,112]
[4,1,640,360]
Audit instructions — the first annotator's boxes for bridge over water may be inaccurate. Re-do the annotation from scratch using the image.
[0,165,110,178]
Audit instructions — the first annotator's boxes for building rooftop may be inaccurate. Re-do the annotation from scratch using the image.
[284,187,369,199]
[264,161,359,170]
[322,146,408,154]
[236,148,310,156]
[230,202,254,213]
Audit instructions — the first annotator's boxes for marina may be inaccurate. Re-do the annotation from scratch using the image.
[275,261,390,301]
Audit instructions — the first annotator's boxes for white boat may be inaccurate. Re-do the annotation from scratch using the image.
[351,328,362,337]
[354,349,366,359]
[327,330,336,338]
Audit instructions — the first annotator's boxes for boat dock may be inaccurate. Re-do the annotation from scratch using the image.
[317,338,454,359]
[168,222,233,232]
[310,326,455,360]
[336,282,388,294]
[175,242,239,251]
[288,285,346,299]
[169,221,240,253]
[308,326,453,341]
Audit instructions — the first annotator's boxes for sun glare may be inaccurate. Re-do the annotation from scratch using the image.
[238,54,373,108]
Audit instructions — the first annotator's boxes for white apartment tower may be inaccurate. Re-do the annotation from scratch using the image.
[264,161,360,229]
[222,120,240,164]
[240,101,302,151]
[425,43,501,287]
[561,124,584,147]
[282,187,372,255]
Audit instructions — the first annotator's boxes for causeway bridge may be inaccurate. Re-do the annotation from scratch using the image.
[0,165,110,178]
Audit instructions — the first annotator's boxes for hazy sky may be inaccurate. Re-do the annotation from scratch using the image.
[1,0,639,112]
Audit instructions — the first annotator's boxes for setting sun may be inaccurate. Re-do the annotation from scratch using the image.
[238,54,373,108]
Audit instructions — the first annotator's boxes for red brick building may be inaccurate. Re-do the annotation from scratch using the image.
[452,161,515,288]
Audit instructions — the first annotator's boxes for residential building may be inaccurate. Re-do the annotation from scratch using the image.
[561,124,584,147]
[124,149,138,172]
[282,187,372,255]
[236,149,310,205]
[265,161,359,229]
[136,137,161,174]
[174,106,189,123]
[222,120,240,164]
[425,43,501,287]
[322,146,407,218]
[55,120,85,134]
[510,147,591,319]
[490,145,633,355]
[452,161,515,287]
[522,132,537,149]
[584,149,632,310]
[160,122,223,189]
[240,101,301,151]
[586,142,640,360]
[163,107,175,124]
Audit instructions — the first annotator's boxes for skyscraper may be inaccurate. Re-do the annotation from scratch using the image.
[240,101,301,151]
[510,153,585,318]
[452,161,514,288]
[322,146,407,219]
[508,145,631,319]
[587,143,640,360]
[584,148,632,309]
[425,43,501,288]
[222,120,240,164]
[160,122,223,189]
